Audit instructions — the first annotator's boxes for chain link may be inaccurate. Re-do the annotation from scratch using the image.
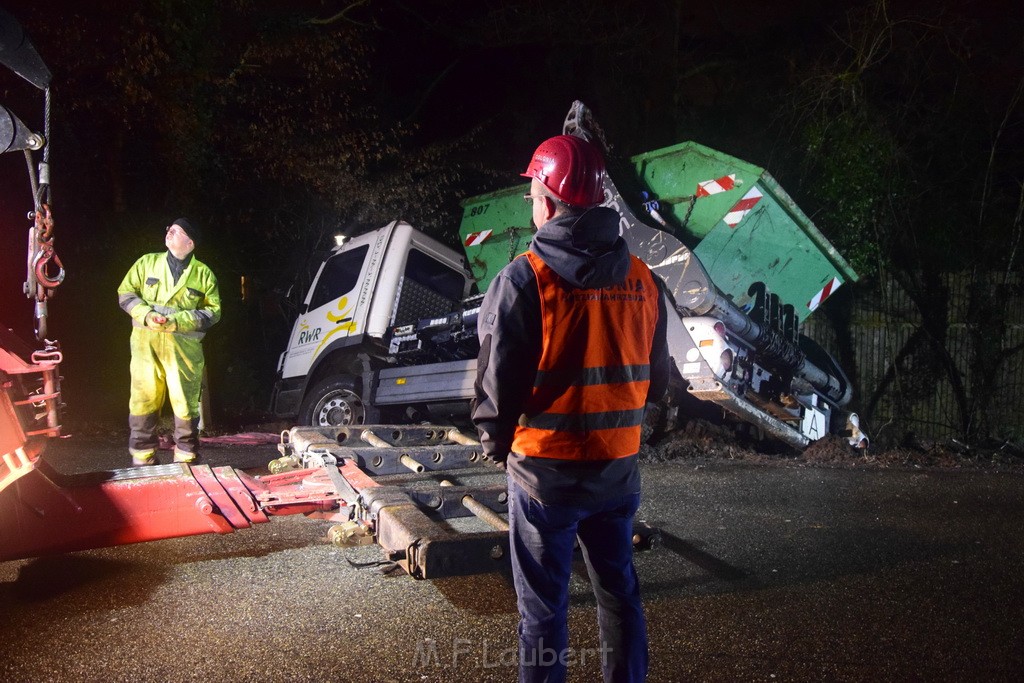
[508,230,520,263]
[680,195,698,232]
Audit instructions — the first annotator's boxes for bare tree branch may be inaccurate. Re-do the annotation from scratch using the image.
[308,0,374,28]
[978,74,1024,230]
[1005,180,1024,279]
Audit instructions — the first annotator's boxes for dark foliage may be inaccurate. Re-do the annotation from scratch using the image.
[0,0,1021,436]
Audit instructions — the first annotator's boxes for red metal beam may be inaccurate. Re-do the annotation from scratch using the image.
[0,462,233,562]
[0,458,376,563]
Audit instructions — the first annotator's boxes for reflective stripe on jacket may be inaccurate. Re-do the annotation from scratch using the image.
[511,251,659,461]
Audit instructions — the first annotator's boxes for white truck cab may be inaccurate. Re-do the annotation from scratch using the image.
[272,221,476,425]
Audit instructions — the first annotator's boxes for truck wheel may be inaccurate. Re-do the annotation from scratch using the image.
[300,377,366,427]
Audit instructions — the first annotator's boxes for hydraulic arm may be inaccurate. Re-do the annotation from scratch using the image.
[562,101,860,448]
[564,102,849,405]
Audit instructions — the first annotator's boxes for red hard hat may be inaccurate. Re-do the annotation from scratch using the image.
[521,134,606,207]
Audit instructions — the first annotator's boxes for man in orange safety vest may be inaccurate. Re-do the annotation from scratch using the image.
[473,134,670,683]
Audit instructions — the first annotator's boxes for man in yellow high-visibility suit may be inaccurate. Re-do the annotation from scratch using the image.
[117,218,221,465]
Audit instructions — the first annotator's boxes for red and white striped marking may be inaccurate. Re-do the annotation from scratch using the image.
[696,173,736,197]
[463,229,493,247]
[723,187,763,227]
[808,277,842,312]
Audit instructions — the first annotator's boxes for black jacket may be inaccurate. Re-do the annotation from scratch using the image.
[472,207,670,504]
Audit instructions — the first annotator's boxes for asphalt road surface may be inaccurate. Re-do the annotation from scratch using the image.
[1,438,1022,681]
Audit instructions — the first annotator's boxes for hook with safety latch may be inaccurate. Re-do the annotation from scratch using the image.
[25,203,64,340]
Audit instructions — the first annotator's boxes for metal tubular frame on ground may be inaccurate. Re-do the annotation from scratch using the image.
[274,424,513,578]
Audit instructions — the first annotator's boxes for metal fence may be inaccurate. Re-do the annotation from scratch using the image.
[802,271,1024,445]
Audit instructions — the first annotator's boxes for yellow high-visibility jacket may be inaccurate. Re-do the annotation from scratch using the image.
[117,252,221,338]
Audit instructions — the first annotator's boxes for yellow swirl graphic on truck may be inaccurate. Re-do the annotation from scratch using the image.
[314,297,358,356]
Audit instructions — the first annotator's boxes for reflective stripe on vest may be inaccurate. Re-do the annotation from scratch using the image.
[512,251,660,461]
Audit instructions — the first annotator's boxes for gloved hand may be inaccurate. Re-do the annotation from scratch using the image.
[487,453,508,471]
[145,311,169,330]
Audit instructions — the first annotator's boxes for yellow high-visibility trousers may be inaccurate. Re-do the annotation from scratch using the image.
[128,327,204,459]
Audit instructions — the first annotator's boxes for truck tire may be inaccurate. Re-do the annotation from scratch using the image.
[300,377,366,427]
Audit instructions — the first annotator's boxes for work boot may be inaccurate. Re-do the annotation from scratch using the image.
[131,450,157,467]
[173,448,199,464]
[174,416,201,455]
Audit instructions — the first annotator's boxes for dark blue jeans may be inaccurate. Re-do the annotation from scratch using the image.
[508,478,648,683]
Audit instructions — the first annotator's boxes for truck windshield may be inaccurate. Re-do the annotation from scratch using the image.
[308,245,369,311]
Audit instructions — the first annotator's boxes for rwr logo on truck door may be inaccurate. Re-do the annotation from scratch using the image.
[297,321,322,345]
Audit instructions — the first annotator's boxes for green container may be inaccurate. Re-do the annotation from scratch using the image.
[459,141,858,319]
[458,184,534,291]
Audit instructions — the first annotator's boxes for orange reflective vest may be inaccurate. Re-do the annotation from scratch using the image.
[512,251,660,461]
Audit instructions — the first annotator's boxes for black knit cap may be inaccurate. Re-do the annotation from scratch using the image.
[171,217,201,246]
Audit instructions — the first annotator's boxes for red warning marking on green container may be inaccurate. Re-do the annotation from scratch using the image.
[696,173,736,197]
[464,229,493,247]
[808,276,842,311]
[724,188,763,227]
